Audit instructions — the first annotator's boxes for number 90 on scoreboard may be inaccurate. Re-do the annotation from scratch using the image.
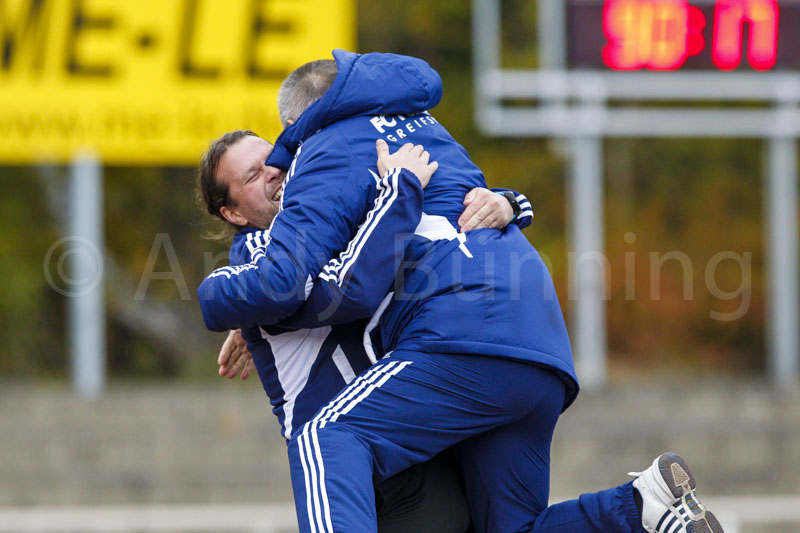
[568,0,800,71]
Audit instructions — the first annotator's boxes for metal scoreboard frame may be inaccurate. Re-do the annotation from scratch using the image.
[472,0,799,389]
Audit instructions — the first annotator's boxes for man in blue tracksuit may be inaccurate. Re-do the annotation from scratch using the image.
[198,52,722,533]
[198,130,532,532]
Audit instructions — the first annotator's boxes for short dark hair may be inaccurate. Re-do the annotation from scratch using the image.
[196,129,259,239]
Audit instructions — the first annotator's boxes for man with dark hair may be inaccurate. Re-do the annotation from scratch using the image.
[198,52,721,533]
[197,129,530,532]
[198,130,283,234]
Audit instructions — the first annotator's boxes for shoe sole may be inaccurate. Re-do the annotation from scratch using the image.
[690,512,724,533]
[657,453,725,533]
[658,453,696,498]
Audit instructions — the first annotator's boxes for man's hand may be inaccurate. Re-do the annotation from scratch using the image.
[458,188,514,232]
[376,140,438,188]
[218,329,255,380]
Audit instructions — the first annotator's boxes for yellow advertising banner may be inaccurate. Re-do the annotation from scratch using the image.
[0,0,354,164]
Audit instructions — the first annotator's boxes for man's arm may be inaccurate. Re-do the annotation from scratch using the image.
[201,183,532,333]
[198,141,434,332]
[251,167,424,330]
[274,142,442,329]
[264,185,530,330]
[214,187,532,361]
[197,137,368,332]
[198,137,530,333]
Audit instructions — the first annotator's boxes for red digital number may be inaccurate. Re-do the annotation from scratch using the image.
[602,0,779,71]
[712,0,779,70]
[603,0,706,70]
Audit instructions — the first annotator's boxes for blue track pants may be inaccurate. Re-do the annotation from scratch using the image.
[288,350,644,533]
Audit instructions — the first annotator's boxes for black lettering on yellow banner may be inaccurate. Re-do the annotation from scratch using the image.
[245,0,291,80]
[178,0,219,79]
[1,0,49,72]
[66,0,115,77]
[0,0,354,164]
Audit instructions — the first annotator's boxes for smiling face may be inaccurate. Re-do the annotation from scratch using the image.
[216,135,287,230]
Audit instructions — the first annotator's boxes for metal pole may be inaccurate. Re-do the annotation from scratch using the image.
[538,0,566,69]
[472,0,501,119]
[766,136,799,389]
[472,0,500,73]
[570,134,607,390]
[69,153,106,400]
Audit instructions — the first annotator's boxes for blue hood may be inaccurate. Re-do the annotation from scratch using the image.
[265,50,443,170]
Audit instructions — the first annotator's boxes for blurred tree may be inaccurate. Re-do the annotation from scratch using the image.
[605,139,765,373]
[0,1,782,380]
[0,171,65,377]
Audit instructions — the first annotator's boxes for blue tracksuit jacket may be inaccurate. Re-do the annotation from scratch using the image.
[221,173,531,439]
[198,50,578,408]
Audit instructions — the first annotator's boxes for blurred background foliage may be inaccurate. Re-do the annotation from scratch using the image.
[0,0,778,380]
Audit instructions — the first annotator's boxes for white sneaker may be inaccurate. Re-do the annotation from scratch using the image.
[630,453,724,533]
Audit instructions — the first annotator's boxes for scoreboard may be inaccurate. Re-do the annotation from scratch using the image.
[472,0,800,391]
[568,0,800,71]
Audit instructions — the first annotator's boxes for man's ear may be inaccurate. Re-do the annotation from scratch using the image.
[220,205,248,227]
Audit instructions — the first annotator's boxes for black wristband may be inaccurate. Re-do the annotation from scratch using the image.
[498,191,522,222]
